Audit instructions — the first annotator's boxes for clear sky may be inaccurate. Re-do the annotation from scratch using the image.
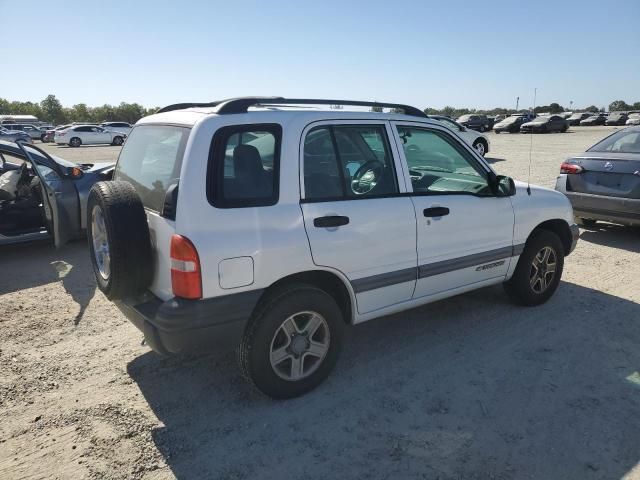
[1,0,638,110]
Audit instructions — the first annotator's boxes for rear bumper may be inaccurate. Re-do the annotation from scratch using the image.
[559,186,640,226]
[115,289,263,355]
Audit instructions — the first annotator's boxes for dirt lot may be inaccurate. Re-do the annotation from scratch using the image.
[2,126,639,480]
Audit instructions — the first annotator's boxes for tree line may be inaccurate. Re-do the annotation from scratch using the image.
[423,100,640,119]
[2,95,639,125]
[0,95,159,125]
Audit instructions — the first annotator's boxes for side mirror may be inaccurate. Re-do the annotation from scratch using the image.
[496,175,516,196]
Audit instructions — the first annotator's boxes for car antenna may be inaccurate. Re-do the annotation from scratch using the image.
[526,87,537,196]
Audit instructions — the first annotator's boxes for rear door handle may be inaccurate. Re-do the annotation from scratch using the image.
[423,207,450,217]
[313,215,350,228]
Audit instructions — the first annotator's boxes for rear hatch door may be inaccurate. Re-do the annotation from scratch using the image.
[566,152,640,198]
[113,125,190,301]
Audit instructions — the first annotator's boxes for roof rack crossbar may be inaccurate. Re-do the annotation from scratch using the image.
[156,101,224,114]
[215,97,427,118]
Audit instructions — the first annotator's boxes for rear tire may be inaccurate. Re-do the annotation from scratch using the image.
[87,181,152,300]
[112,136,124,146]
[239,284,345,399]
[69,137,81,147]
[504,230,564,306]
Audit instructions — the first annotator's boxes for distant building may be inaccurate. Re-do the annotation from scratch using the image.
[0,114,40,124]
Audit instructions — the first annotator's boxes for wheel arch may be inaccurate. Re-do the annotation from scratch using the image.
[529,219,573,255]
[254,269,355,325]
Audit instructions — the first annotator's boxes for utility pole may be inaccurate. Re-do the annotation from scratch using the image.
[515,96,519,111]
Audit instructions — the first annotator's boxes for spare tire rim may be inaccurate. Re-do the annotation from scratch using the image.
[529,246,556,294]
[269,311,330,382]
[91,205,111,280]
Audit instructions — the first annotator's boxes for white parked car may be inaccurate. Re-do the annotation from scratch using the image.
[77,97,577,399]
[100,121,133,135]
[54,125,126,147]
[428,115,490,156]
[626,113,640,126]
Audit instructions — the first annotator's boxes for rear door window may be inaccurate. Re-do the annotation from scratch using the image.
[114,125,190,212]
[208,124,281,208]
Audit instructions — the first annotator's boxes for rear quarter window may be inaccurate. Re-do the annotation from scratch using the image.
[114,125,190,212]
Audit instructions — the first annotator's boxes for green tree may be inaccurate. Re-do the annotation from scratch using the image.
[549,102,564,113]
[40,95,66,124]
[609,100,631,112]
[584,105,599,113]
[67,103,91,122]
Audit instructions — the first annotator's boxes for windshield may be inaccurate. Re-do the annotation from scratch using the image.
[588,130,640,153]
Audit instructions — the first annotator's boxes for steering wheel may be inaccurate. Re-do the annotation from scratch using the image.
[351,160,385,195]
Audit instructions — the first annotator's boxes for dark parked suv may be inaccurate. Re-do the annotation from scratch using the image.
[456,114,492,132]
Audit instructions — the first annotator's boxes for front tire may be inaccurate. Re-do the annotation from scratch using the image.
[239,285,345,399]
[504,230,564,306]
[112,136,124,146]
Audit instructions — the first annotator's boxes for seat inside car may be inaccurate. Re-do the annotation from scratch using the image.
[226,144,272,198]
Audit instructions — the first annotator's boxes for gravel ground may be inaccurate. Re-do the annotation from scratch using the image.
[1,126,639,480]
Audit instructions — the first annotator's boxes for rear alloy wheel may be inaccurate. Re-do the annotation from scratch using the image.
[504,230,564,306]
[69,137,82,147]
[473,139,487,156]
[112,136,124,146]
[239,285,344,399]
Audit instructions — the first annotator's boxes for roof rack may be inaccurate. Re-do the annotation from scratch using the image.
[157,97,428,118]
[156,101,224,114]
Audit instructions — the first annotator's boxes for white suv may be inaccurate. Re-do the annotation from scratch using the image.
[84,97,578,398]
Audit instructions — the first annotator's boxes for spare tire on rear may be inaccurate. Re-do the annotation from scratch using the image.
[87,181,152,300]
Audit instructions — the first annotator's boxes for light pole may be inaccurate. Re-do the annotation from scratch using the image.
[515,96,519,112]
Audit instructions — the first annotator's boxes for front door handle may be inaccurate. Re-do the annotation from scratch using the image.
[314,215,350,228]
[423,207,450,217]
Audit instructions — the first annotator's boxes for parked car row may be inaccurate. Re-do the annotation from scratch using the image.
[1,121,133,146]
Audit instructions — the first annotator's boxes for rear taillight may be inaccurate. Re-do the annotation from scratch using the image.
[560,162,583,174]
[170,235,202,299]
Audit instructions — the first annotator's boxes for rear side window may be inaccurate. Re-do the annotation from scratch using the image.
[114,125,190,212]
[208,123,281,208]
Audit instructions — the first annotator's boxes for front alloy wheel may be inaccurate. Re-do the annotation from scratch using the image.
[529,246,556,294]
[474,141,486,156]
